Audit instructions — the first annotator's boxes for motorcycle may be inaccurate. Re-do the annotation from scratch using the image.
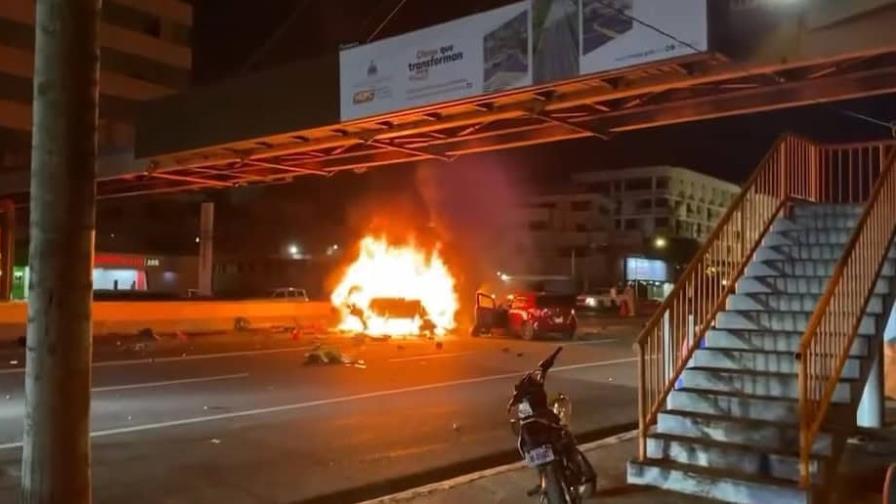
[507,347,597,503]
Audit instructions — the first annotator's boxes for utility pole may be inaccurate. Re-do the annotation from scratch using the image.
[21,0,100,502]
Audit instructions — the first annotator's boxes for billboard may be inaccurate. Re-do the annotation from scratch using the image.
[339,0,707,121]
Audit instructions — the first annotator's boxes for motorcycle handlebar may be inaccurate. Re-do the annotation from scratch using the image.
[538,346,563,373]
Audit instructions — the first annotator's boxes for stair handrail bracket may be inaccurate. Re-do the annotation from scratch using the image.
[797,145,896,488]
[635,134,819,459]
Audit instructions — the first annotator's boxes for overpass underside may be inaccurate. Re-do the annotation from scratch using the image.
[2,1,896,201]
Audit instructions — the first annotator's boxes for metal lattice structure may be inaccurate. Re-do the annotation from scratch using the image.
[83,47,896,199]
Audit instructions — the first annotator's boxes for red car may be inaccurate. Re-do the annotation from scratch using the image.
[473,291,577,340]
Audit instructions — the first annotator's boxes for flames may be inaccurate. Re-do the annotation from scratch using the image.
[330,236,459,337]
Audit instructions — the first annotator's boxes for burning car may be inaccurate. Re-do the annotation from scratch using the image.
[331,236,459,338]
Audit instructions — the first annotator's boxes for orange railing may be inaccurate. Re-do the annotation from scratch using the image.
[635,135,896,461]
[797,146,896,487]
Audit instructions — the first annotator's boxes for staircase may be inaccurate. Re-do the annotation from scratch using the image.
[626,136,896,503]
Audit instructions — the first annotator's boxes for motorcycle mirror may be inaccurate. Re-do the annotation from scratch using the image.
[538,346,563,372]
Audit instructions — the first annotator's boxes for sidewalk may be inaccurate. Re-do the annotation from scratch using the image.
[362,431,719,504]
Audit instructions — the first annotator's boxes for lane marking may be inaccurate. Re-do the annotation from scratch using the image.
[0,346,314,375]
[388,352,471,363]
[92,373,249,392]
[0,356,637,450]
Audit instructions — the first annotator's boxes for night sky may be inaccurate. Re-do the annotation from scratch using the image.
[95,1,896,258]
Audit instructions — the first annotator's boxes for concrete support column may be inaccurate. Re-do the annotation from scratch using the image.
[198,202,214,296]
[858,302,896,428]
[0,200,14,301]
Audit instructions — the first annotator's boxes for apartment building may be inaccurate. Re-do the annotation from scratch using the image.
[572,166,740,242]
[514,166,740,288]
[0,0,192,171]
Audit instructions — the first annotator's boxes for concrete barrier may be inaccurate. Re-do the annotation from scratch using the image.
[0,300,336,342]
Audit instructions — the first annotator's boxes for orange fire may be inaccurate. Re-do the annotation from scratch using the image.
[330,236,459,337]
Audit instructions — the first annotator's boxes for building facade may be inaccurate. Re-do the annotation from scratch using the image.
[0,0,192,172]
[514,166,740,289]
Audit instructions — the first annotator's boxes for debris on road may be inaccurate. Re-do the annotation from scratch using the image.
[435,341,443,350]
[8,360,17,365]
[210,438,221,444]
[304,347,345,365]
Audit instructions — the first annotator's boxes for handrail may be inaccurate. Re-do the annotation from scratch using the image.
[797,146,896,487]
[635,135,895,463]
[635,134,819,459]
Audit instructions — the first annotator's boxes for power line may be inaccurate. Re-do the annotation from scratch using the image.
[367,0,409,43]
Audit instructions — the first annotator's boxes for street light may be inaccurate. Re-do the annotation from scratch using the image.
[654,236,668,249]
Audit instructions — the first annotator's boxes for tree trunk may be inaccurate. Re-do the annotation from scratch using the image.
[21,0,101,502]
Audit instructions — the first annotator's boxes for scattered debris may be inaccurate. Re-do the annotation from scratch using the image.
[291,328,302,341]
[127,416,132,421]
[210,438,221,444]
[435,341,444,350]
[608,377,615,382]
[9,360,17,365]
[136,328,158,342]
[452,422,461,431]
[396,345,405,351]
[502,347,511,353]
[517,352,524,357]
[353,359,367,369]
[233,317,251,332]
[304,347,344,365]
[175,331,189,342]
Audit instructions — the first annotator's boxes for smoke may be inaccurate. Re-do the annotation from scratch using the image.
[415,153,536,308]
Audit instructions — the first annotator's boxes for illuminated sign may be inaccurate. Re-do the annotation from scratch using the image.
[625,256,669,282]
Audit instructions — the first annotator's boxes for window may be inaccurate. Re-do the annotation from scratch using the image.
[655,197,670,208]
[626,177,652,191]
[527,202,556,209]
[589,182,612,193]
[570,200,591,211]
[655,217,670,228]
[615,219,624,230]
[636,198,652,210]
[528,220,549,231]
[655,177,670,190]
[575,223,588,232]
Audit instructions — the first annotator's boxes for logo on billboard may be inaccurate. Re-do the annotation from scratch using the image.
[367,60,378,77]
[352,88,376,104]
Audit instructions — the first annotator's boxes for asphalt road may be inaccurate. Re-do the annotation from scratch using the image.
[0,327,638,503]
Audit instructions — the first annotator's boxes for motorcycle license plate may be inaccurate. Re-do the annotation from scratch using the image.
[524,445,555,467]
[518,399,534,418]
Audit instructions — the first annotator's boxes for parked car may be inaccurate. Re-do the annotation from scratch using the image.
[472,291,577,340]
[268,288,309,301]
[576,288,617,311]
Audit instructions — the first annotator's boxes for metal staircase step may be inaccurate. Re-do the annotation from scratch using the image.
[704,329,869,357]
[627,457,810,504]
[645,432,826,483]
[736,275,891,295]
[755,243,896,261]
[764,228,853,246]
[681,367,853,403]
[745,258,896,278]
[691,347,862,378]
[726,292,885,314]
[772,215,859,232]
[656,409,833,456]
[790,203,863,218]
[715,309,877,335]
[668,388,800,422]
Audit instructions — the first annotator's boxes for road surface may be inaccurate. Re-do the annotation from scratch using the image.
[0,328,638,503]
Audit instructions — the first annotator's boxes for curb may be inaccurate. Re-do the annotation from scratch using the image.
[358,429,638,503]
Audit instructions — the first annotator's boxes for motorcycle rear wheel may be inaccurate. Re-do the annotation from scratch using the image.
[540,461,572,504]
